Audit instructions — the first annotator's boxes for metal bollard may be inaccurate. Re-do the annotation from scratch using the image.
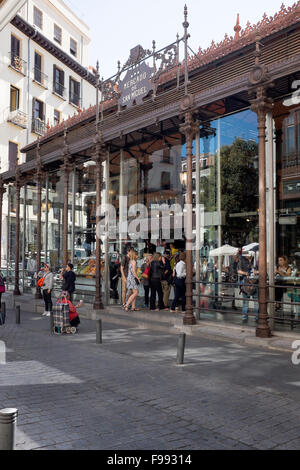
[177,333,186,365]
[96,319,102,344]
[15,306,20,325]
[0,408,18,450]
[49,311,54,334]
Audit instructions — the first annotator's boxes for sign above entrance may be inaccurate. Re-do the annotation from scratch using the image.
[118,46,154,108]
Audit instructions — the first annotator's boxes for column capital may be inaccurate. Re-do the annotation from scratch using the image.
[92,129,107,164]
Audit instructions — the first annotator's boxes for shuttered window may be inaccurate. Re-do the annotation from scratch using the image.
[33,6,43,29]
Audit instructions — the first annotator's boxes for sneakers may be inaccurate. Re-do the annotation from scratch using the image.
[46,312,51,317]
[42,311,48,316]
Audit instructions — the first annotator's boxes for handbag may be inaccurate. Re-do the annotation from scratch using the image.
[37,277,45,288]
[141,266,150,280]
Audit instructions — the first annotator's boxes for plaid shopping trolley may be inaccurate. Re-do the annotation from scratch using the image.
[52,292,70,335]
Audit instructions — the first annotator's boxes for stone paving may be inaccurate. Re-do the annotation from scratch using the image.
[0,305,300,450]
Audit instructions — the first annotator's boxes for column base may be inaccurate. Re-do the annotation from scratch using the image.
[13,288,21,296]
[35,290,42,300]
[183,312,196,326]
[256,325,272,338]
[93,301,104,311]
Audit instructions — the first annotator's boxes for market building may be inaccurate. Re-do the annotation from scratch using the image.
[0,3,300,337]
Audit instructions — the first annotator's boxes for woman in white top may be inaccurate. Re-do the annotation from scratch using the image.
[170,252,186,313]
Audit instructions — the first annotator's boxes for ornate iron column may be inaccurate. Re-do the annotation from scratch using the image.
[13,165,22,296]
[180,95,199,326]
[62,129,72,268]
[93,129,106,310]
[0,177,6,272]
[249,35,273,338]
[35,139,43,299]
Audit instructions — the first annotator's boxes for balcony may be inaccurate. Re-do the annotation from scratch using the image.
[9,52,27,75]
[53,81,66,99]
[7,109,27,129]
[33,67,48,88]
[32,118,46,136]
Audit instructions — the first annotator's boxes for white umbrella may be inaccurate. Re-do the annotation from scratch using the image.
[242,243,259,252]
[209,244,239,257]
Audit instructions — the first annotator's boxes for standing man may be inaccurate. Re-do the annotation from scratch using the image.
[161,250,172,310]
[61,263,76,302]
[120,247,132,308]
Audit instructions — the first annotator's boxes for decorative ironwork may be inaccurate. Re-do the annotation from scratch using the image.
[7,109,27,129]
[189,1,300,69]
[153,42,178,80]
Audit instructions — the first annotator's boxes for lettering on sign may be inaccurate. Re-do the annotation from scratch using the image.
[119,62,153,108]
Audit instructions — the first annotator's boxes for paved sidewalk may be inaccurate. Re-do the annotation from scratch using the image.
[0,306,300,450]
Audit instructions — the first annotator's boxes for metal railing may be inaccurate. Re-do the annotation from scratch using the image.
[192,277,300,330]
[33,67,48,88]
[9,53,27,75]
[53,81,66,98]
[31,118,46,136]
[7,109,27,129]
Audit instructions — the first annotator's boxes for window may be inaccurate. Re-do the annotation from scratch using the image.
[10,86,19,111]
[32,98,45,135]
[33,6,43,29]
[33,98,44,120]
[8,142,18,171]
[54,24,62,44]
[34,51,42,83]
[69,77,80,106]
[161,172,171,190]
[54,109,60,126]
[10,34,22,71]
[53,65,65,97]
[70,38,77,57]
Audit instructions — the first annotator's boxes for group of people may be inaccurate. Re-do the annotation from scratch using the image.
[120,247,187,313]
[39,262,76,317]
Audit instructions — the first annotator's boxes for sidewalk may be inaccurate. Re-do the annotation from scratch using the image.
[3,292,299,354]
[1,303,300,450]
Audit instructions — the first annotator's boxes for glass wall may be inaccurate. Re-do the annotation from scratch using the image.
[274,100,300,319]
[4,103,299,326]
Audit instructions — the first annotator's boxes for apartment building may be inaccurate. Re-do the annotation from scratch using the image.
[0,0,96,175]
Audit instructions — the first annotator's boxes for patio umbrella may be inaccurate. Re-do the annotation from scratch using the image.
[209,244,239,257]
[242,242,259,253]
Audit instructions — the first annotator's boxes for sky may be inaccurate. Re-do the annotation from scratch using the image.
[64,0,297,79]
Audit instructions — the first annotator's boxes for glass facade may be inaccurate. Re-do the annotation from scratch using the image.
[4,103,300,327]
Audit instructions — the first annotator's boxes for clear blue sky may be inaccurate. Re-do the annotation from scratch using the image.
[64,0,296,79]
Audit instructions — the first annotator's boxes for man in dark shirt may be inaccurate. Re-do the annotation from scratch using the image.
[62,263,76,301]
